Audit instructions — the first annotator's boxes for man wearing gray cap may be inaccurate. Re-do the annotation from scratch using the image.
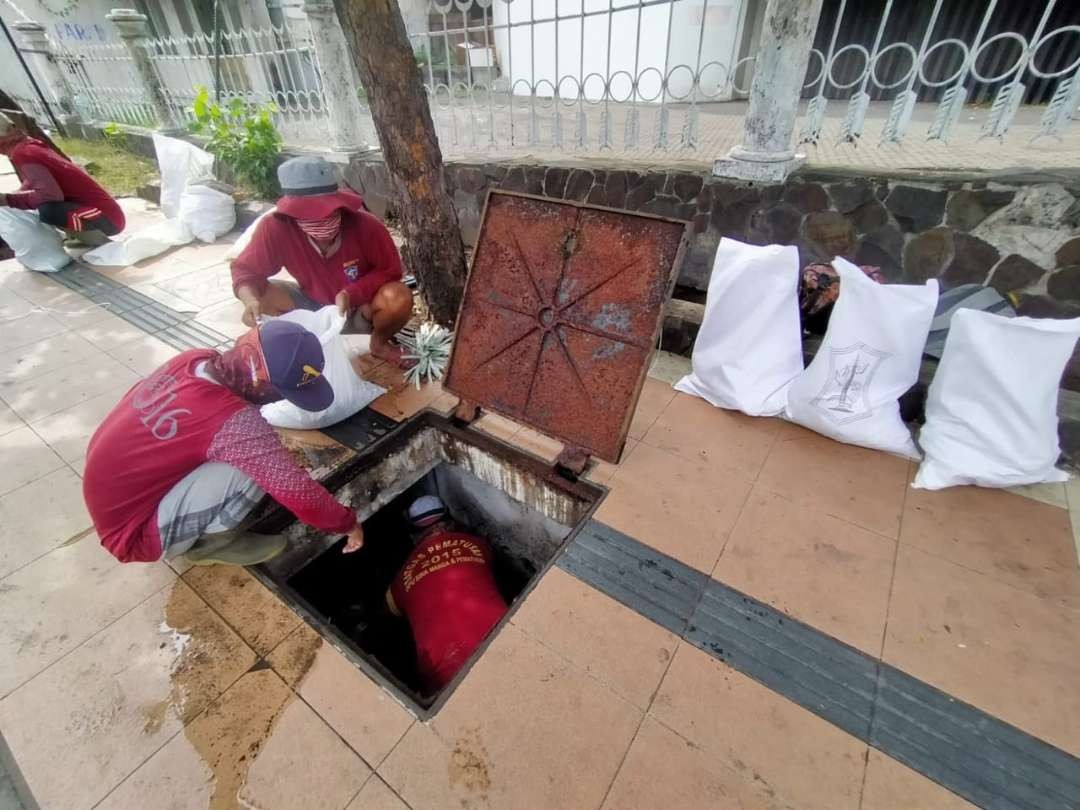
[231,155,414,366]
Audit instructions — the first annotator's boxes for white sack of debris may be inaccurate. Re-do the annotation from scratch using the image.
[260,305,385,430]
[784,258,938,460]
[914,309,1080,489]
[675,238,803,417]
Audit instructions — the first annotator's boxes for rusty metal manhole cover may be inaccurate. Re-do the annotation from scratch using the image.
[444,192,688,463]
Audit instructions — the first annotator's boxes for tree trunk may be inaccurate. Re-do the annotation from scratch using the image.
[332,0,468,326]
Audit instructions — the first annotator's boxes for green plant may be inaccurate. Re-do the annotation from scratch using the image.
[102,121,125,148]
[189,86,282,199]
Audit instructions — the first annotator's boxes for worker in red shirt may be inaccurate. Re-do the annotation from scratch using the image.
[0,112,125,247]
[231,155,414,366]
[83,320,364,566]
[387,496,508,692]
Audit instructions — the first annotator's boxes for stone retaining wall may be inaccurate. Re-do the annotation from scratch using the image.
[347,158,1080,388]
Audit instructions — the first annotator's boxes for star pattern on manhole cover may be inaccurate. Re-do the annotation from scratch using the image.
[445,193,687,461]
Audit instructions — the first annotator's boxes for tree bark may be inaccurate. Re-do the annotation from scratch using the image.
[332,0,468,326]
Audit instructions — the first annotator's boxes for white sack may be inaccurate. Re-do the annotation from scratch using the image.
[784,258,938,459]
[178,183,236,243]
[675,238,803,416]
[224,206,275,261]
[260,306,385,430]
[153,133,214,220]
[83,135,218,267]
[82,218,190,267]
[0,208,71,272]
[914,309,1080,489]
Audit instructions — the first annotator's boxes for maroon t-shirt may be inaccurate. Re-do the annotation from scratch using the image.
[230,196,403,307]
[6,138,125,228]
[83,350,356,563]
[389,528,508,691]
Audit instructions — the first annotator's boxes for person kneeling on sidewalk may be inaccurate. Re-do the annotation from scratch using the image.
[83,321,364,566]
[230,155,413,366]
[0,112,125,248]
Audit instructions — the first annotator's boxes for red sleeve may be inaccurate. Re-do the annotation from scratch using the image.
[230,216,284,299]
[207,407,357,535]
[343,212,403,306]
[6,163,64,209]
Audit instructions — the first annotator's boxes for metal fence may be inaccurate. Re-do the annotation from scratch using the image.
[408,0,754,156]
[10,0,1080,163]
[798,0,1080,146]
[409,0,1080,159]
[54,40,157,128]
[48,18,333,146]
[146,23,332,145]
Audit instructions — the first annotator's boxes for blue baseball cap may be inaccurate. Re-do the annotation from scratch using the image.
[258,320,335,411]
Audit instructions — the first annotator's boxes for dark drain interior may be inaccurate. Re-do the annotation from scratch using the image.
[286,466,533,699]
[251,412,604,715]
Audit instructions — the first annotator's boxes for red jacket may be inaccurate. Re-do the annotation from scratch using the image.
[5,137,125,229]
[231,194,402,307]
[389,527,508,691]
[84,350,356,562]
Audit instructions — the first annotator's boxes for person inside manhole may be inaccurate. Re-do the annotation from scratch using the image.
[0,112,125,248]
[82,321,365,566]
[387,496,509,692]
[230,155,414,367]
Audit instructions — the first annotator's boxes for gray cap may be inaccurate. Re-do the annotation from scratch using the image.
[277,155,339,197]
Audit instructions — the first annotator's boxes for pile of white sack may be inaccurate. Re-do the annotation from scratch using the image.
[80,134,236,267]
[676,238,1080,491]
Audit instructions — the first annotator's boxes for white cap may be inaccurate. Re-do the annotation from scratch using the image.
[407,495,446,528]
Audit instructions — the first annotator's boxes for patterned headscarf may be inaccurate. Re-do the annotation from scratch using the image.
[296,211,342,242]
[207,328,282,406]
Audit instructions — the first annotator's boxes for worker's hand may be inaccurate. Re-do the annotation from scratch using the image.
[236,284,263,326]
[335,289,351,317]
[342,524,364,554]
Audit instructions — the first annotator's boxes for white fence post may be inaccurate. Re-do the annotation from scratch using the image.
[11,21,79,126]
[301,0,368,152]
[714,0,824,182]
[106,8,177,131]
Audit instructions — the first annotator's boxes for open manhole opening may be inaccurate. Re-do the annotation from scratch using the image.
[250,412,604,716]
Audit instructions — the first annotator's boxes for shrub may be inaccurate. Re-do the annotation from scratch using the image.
[189,86,282,199]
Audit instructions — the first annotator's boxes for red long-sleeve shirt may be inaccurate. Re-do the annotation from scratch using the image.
[84,350,356,563]
[231,196,402,308]
[5,137,125,228]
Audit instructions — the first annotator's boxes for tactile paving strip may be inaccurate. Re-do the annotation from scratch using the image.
[559,520,1080,810]
[50,264,232,350]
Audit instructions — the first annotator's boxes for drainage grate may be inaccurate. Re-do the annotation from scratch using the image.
[559,520,1080,810]
[321,407,398,449]
[50,264,231,350]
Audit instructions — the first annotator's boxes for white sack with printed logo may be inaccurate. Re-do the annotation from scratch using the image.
[675,238,803,416]
[784,258,938,460]
[914,310,1080,489]
[260,306,385,430]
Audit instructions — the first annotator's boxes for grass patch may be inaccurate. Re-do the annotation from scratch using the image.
[53,136,158,198]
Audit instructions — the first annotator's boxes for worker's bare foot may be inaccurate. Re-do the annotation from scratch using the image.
[370,338,416,369]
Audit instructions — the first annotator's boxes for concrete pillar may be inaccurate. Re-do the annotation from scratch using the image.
[106,8,177,131]
[11,22,79,125]
[301,0,368,152]
[713,0,823,182]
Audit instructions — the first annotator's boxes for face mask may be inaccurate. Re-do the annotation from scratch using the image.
[208,328,282,405]
[296,212,342,243]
